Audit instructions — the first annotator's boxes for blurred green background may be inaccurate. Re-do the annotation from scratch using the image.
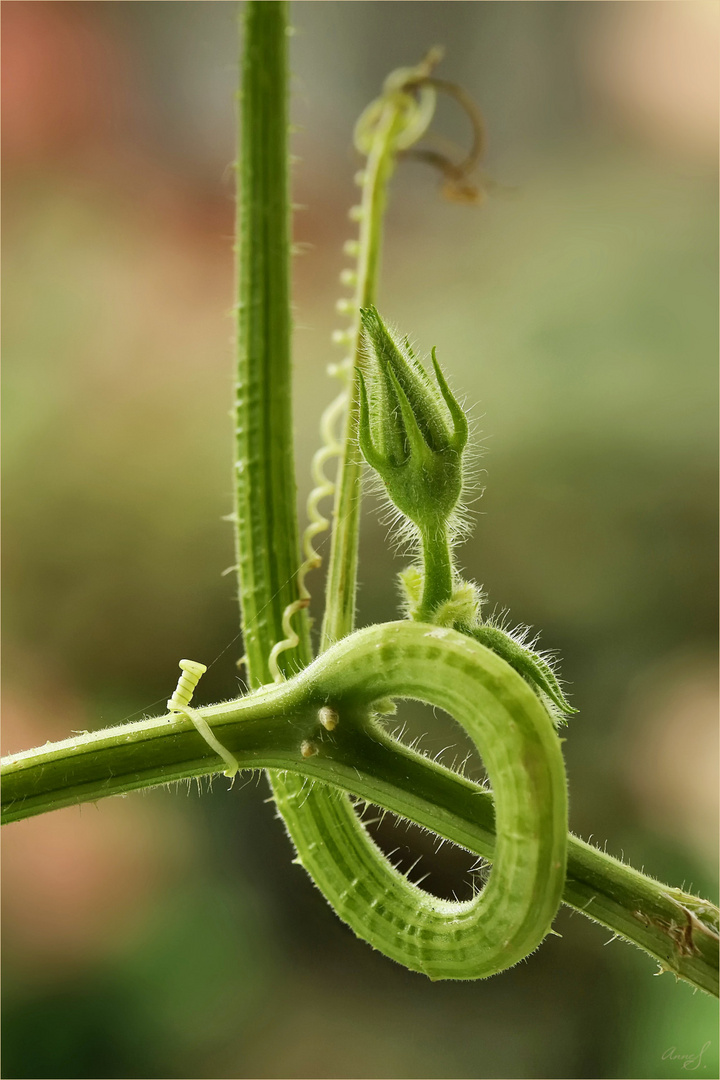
[2,2,718,1077]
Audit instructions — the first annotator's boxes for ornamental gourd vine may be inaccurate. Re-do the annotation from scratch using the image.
[2,0,717,1000]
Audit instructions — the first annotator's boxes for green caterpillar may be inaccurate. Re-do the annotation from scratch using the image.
[167,660,239,779]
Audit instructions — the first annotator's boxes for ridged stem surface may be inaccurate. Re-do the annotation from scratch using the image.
[234,0,311,682]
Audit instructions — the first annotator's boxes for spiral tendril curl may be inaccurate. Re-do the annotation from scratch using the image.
[268,391,346,680]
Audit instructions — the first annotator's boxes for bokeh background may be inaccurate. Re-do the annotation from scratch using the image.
[2,2,718,1078]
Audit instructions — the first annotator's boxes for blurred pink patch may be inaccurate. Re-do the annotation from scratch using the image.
[2,687,193,981]
[3,803,157,974]
[1,0,137,170]
[581,1,719,160]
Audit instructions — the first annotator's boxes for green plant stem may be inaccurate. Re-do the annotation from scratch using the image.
[320,101,409,649]
[234,3,352,956]
[234,0,310,683]
[417,526,454,619]
[2,621,717,995]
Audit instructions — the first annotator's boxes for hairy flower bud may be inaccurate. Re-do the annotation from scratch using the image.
[357,306,468,536]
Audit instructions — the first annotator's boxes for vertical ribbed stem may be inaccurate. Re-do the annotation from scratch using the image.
[234,0,311,686]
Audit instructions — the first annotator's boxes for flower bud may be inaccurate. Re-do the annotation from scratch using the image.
[358,306,468,536]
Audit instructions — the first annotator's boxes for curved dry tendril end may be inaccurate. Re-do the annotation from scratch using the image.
[397,76,489,203]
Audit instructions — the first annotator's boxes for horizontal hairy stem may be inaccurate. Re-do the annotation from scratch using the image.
[2,623,717,996]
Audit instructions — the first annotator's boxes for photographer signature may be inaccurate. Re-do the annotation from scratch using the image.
[662,1042,711,1071]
